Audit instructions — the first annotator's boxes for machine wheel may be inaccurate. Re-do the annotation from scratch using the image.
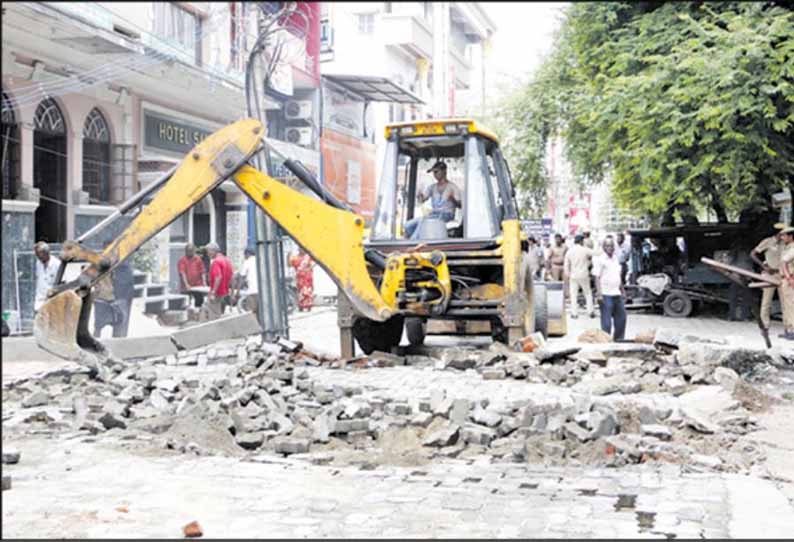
[533,284,549,339]
[352,315,405,354]
[663,291,693,318]
[405,318,426,346]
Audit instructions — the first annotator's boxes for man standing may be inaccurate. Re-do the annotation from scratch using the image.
[110,260,135,338]
[33,241,61,313]
[527,236,545,280]
[564,234,595,318]
[549,233,567,281]
[237,248,261,323]
[616,232,631,285]
[404,161,462,239]
[205,242,234,321]
[583,231,595,250]
[751,227,783,331]
[592,237,627,341]
[178,243,207,308]
[778,227,794,340]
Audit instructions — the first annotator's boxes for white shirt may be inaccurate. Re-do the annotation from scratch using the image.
[240,256,259,295]
[592,252,623,296]
[34,255,62,311]
[564,244,594,280]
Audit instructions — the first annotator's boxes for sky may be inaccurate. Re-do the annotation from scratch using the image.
[483,2,568,101]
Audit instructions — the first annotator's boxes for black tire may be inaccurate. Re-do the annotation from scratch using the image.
[663,291,693,318]
[405,317,426,346]
[352,315,405,354]
[533,284,549,339]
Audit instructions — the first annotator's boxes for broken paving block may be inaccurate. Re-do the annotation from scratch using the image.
[2,448,20,465]
[332,419,369,434]
[273,437,310,455]
[2,476,10,491]
[460,423,496,446]
[470,407,502,428]
[449,399,471,425]
[562,421,591,443]
[236,431,265,450]
[410,412,434,427]
[21,390,49,408]
[98,412,127,430]
[641,424,672,441]
[481,369,506,380]
[422,424,460,447]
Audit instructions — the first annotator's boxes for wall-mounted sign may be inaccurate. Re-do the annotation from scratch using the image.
[143,110,213,155]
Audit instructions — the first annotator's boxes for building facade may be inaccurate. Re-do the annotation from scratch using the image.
[2,1,320,330]
[319,2,495,192]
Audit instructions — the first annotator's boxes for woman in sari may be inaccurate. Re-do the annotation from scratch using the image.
[289,248,314,311]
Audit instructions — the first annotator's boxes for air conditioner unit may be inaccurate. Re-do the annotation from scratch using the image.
[284,100,313,120]
[286,127,312,146]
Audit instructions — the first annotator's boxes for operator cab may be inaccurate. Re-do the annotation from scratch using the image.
[370,119,518,244]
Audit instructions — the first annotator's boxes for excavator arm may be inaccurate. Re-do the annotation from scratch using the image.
[34,119,395,362]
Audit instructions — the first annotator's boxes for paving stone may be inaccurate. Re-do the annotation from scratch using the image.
[273,437,311,455]
[563,421,591,442]
[471,407,502,428]
[332,419,369,434]
[1,476,10,491]
[641,424,672,441]
[481,369,506,380]
[681,409,720,434]
[385,402,412,416]
[2,448,20,465]
[98,412,127,430]
[236,431,265,450]
[411,412,434,427]
[423,424,460,447]
[460,423,496,446]
[449,399,471,425]
[171,312,260,350]
[588,410,618,438]
[21,390,49,408]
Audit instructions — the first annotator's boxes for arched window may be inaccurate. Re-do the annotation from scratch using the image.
[34,98,66,134]
[1,91,19,199]
[82,108,111,204]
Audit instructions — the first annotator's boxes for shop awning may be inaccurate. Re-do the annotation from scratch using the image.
[322,74,424,105]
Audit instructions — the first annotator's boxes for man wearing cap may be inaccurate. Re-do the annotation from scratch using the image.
[750,225,784,331]
[404,160,462,240]
[778,226,794,340]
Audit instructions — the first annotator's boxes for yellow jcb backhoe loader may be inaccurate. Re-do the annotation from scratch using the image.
[34,117,564,363]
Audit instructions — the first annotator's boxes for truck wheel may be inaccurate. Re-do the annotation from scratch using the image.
[663,291,692,318]
[405,318,426,346]
[533,284,549,339]
[352,315,405,354]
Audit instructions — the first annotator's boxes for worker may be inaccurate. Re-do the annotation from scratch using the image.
[404,161,462,240]
[750,226,783,330]
[33,241,61,313]
[616,232,631,285]
[564,234,595,319]
[593,237,627,341]
[110,260,135,337]
[527,236,545,280]
[289,247,315,312]
[583,231,595,250]
[778,227,794,340]
[204,242,234,321]
[549,233,567,281]
[236,248,261,323]
[178,243,208,308]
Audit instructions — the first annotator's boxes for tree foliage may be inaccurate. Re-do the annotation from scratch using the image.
[495,2,794,222]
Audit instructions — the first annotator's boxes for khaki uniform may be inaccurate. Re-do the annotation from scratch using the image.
[780,244,794,331]
[753,236,782,328]
[549,244,567,281]
[565,244,595,316]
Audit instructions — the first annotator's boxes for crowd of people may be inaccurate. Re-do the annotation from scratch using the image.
[527,230,633,341]
[28,240,317,337]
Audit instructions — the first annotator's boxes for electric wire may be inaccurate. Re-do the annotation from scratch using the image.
[3,3,240,110]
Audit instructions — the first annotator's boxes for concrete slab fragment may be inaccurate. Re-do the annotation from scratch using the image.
[170,313,261,351]
[105,335,177,360]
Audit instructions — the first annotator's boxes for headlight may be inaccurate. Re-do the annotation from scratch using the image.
[400,126,415,135]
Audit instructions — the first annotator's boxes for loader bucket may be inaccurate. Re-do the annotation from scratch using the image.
[34,289,105,363]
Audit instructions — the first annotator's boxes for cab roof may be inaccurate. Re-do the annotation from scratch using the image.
[384,118,500,144]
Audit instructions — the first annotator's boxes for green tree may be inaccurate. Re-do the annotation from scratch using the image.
[497,1,794,223]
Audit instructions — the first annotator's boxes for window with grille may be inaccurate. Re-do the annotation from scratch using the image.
[357,13,374,34]
[82,108,111,205]
[1,91,19,200]
[230,2,251,72]
[153,2,201,65]
[34,98,66,134]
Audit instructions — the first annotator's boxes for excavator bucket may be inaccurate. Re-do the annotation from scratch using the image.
[33,289,102,362]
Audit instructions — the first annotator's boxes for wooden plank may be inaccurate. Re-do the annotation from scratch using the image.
[701,257,782,286]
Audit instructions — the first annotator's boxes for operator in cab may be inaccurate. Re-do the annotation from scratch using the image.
[404,161,462,240]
